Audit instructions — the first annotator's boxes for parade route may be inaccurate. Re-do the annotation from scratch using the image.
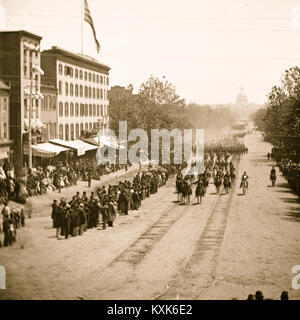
[0,133,300,300]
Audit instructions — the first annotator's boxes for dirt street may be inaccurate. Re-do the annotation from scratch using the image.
[0,132,299,300]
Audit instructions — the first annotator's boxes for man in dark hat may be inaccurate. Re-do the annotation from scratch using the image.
[51,200,58,228]
[280,291,289,300]
[255,290,264,300]
[77,203,86,235]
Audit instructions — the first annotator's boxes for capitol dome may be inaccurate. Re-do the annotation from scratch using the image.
[236,86,248,106]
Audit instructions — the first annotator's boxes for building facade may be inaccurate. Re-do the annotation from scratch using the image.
[40,84,57,141]
[41,47,110,141]
[0,30,44,172]
[0,80,13,164]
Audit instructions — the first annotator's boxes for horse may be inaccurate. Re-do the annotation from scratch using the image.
[195,181,205,204]
[270,173,276,187]
[241,179,248,195]
[223,177,231,194]
[214,176,222,194]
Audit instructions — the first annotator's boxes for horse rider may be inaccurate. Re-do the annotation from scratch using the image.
[240,171,249,188]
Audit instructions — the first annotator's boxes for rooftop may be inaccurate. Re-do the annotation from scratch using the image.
[0,30,42,41]
[42,46,110,71]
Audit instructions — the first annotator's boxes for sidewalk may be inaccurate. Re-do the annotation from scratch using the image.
[3,164,140,217]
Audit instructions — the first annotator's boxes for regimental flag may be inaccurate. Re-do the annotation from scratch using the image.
[84,0,101,53]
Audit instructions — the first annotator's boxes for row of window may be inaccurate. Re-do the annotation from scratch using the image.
[58,102,107,118]
[23,48,39,78]
[59,122,104,141]
[58,81,108,100]
[41,95,57,111]
[43,122,57,140]
[58,64,109,86]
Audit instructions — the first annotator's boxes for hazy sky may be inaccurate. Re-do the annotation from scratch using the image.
[1,0,300,104]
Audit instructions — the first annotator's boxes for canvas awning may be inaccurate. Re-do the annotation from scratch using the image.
[49,139,97,156]
[23,142,69,158]
[24,118,46,130]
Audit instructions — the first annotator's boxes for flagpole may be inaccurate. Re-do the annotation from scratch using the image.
[81,0,83,54]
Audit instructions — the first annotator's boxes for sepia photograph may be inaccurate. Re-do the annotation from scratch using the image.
[0,0,299,304]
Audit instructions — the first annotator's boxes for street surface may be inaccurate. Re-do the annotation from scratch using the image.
[0,132,299,300]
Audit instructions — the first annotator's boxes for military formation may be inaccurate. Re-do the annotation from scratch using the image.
[51,165,177,239]
[270,146,300,197]
[175,140,248,205]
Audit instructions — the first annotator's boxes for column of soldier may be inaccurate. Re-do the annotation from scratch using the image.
[51,167,175,240]
[175,142,247,205]
[270,146,300,197]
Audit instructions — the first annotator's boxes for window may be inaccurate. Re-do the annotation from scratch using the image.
[70,67,73,77]
[76,123,79,138]
[89,104,92,117]
[100,76,103,84]
[97,88,99,99]
[80,104,84,117]
[64,65,68,76]
[24,99,28,115]
[65,82,68,96]
[85,123,88,131]
[58,81,62,95]
[101,105,103,116]
[97,104,100,117]
[89,87,91,98]
[100,89,103,99]
[107,77,109,86]
[70,83,73,96]
[4,123,7,140]
[52,123,56,139]
[3,98,7,112]
[96,75,99,83]
[84,86,88,98]
[80,123,83,133]
[52,96,57,110]
[93,104,96,117]
[70,124,74,140]
[85,104,88,117]
[75,84,78,97]
[75,69,78,79]
[59,124,63,139]
[84,71,87,81]
[65,124,69,141]
[93,87,95,99]
[75,103,79,117]
[93,74,95,82]
[89,122,92,131]
[24,65,27,77]
[70,103,74,117]
[88,72,91,82]
[59,64,63,75]
[80,85,83,97]
[59,102,63,117]
[65,102,69,117]
[80,70,83,80]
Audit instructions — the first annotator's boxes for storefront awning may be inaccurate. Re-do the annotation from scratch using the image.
[24,118,46,130]
[24,142,70,158]
[49,139,97,156]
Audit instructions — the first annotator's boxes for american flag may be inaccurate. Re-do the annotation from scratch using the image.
[84,0,101,53]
